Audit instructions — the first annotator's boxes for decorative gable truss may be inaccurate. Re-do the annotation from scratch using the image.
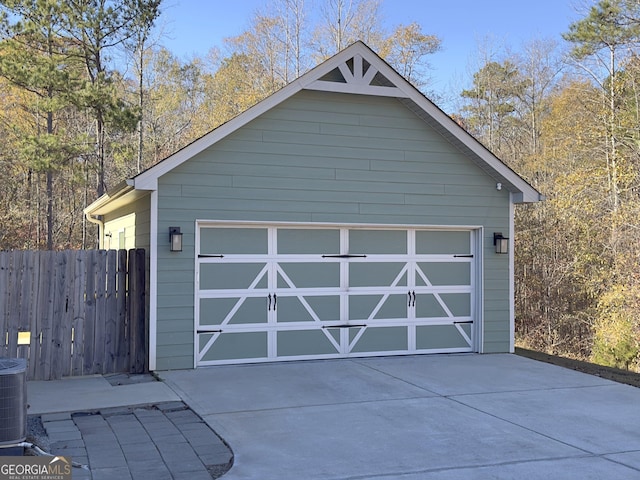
[305,54,410,98]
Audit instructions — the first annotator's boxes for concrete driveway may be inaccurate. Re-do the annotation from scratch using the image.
[159,354,640,479]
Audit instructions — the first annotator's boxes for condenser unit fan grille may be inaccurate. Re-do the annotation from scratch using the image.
[0,357,27,446]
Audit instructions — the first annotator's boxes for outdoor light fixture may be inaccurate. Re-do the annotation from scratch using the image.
[169,226,183,252]
[493,232,508,254]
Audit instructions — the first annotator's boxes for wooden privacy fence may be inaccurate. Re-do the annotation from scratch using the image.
[0,249,147,381]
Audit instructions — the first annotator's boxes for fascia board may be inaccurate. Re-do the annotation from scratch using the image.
[84,184,134,215]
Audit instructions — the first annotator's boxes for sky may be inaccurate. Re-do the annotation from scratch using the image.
[158,0,584,103]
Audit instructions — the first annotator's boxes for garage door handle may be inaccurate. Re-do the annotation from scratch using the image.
[408,291,416,307]
[453,321,473,324]
[267,294,277,311]
[321,254,367,258]
[453,254,473,258]
[198,254,225,258]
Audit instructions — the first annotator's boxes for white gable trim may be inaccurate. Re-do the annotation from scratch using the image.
[304,81,407,97]
[132,41,541,202]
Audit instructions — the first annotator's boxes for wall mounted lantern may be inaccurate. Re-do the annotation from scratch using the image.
[493,232,508,254]
[169,226,183,252]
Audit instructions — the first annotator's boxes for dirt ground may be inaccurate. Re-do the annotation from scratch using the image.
[515,347,640,388]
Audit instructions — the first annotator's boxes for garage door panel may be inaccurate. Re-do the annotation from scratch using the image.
[349,229,407,254]
[416,230,470,254]
[277,330,340,357]
[415,292,471,319]
[439,293,471,317]
[200,263,268,290]
[274,295,342,323]
[349,263,407,288]
[414,294,449,318]
[199,331,268,362]
[199,296,268,326]
[416,324,472,350]
[277,228,340,254]
[349,294,408,321]
[277,263,340,289]
[349,326,408,353]
[416,262,470,286]
[297,295,340,322]
[200,227,268,255]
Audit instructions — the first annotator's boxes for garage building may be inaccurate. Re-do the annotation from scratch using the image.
[85,42,542,371]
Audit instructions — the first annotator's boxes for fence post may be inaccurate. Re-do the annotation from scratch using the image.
[128,248,146,373]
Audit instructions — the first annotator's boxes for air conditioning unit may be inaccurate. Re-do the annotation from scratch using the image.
[0,358,27,449]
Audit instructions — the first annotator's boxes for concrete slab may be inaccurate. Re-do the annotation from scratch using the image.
[27,375,180,414]
[454,383,640,454]
[160,359,437,415]
[362,457,640,480]
[158,354,640,480]
[204,396,583,480]
[354,353,613,395]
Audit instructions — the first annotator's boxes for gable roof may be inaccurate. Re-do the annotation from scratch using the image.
[86,41,542,216]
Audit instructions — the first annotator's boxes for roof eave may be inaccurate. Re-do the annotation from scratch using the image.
[84,179,150,217]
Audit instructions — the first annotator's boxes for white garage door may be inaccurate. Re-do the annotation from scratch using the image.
[195,224,480,366]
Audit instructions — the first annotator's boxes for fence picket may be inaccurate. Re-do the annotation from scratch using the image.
[19,252,35,377]
[0,249,147,380]
[71,250,86,376]
[83,251,97,375]
[93,251,107,374]
[37,252,54,381]
[0,252,10,358]
[115,250,128,372]
[50,252,69,380]
[60,251,75,377]
[103,250,117,373]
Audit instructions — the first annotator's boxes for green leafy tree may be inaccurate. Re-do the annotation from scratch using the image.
[461,60,526,155]
[63,0,161,196]
[125,0,162,173]
[0,0,86,249]
[563,0,640,213]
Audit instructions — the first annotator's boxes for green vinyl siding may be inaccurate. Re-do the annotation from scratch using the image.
[154,89,512,368]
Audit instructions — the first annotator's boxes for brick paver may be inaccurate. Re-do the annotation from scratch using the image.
[37,402,232,480]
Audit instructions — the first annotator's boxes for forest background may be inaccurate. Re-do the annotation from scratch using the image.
[1,0,639,371]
